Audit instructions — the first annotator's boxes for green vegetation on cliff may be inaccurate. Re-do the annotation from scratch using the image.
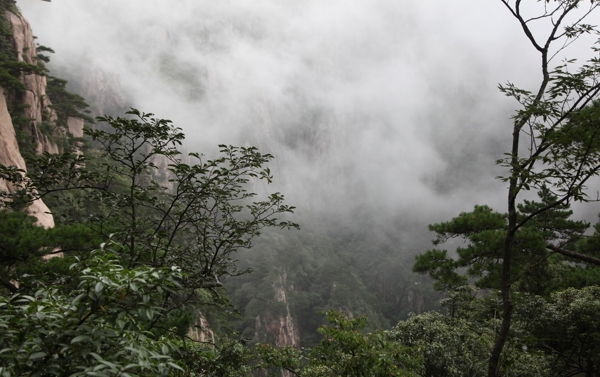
[0,0,90,163]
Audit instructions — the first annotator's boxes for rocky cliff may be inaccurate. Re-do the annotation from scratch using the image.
[5,10,60,155]
[0,85,52,227]
[56,64,127,119]
[0,9,83,227]
[253,271,301,349]
[187,315,216,344]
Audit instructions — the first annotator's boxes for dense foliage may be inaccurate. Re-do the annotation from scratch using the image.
[0,109,298,375]
[0,246,184,376]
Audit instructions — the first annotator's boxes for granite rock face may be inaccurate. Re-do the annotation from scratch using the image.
[254,271,301,349]
[5,10,61,155]
[0,87,54,228]
[0,10,84,228]
[0,87,26,172]
[67,116,84,138]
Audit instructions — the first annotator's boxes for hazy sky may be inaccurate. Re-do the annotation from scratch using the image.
[16,0,600,224]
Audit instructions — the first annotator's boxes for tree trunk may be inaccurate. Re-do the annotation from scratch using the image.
[488,120,520,377]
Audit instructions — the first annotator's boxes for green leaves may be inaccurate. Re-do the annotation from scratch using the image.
[428,205,506,245]
[390,291,554,377]
[414,187,596,294]
[0,245,183,376]
[413,250,467,291]
[496,54,600,202]
[414,205,506,291]
[258,311,423,377]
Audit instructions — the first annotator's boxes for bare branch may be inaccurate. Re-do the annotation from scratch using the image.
[547,243,600,265]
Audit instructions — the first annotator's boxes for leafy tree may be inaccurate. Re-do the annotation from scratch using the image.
[0,211,101,293]
[490,1,600,374]
[0,211,49,292]
[390,287,555,377]
[415,1,600,375]
[534,286,600,376]
[0,109,298,374]
[303,311,422,377]
[2,108,297,293]
[46,76,93,124]
[414,187,594,295]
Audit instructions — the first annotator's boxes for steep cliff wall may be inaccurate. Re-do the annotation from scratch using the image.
[187,315,216,344]
[253,271,301,349]
[0,9,84,227]
[0,84,53,227]
[0,86,24,171]
[5,10,60,155]
[63,66,127,118]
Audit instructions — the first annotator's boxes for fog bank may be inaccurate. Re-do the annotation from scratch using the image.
[17,0,570,223]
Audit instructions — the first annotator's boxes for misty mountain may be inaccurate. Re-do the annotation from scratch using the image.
[13,0,587,347]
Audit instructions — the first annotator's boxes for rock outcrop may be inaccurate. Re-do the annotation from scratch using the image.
[67,116,84,138]
[0,9,88,228]
[0,86,53,228]
[0,87,25,172]
[56,65,126,118]
[254,271,300,349]
[5,10,61,155]
[187,314,215,343]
